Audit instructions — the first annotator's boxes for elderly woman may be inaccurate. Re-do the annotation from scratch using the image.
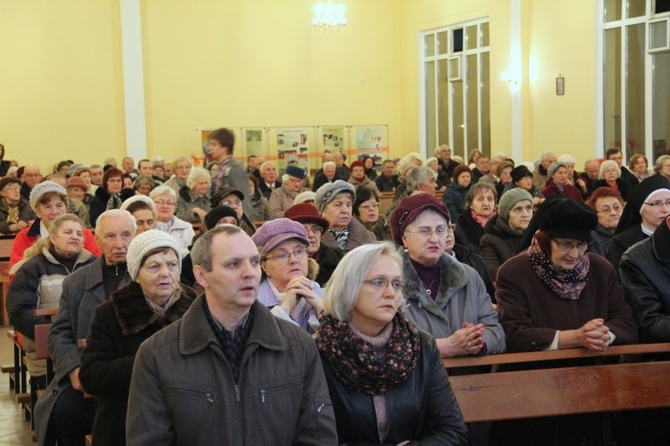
[426,156,449,191]
[0,176,34,234]
[504,165,544,206]
[348,160,380,194]
[8,214,95,377]
[149,186,195,253]
[10,182,100,270]
[210,186,257,235]
[443,165,472,222]
[480,188,533,282]
[629,154,652,183]
[495,197,638,445]
[89,167,135,227]
[315,180,375,251]
[585,187,624,257]
[79,230,196,446]
[252,218,324,332]
[176,167,211,223]
[120,195,156,234]
[454,181,497,254]
[592,159,632,202]
[654,154,670,180]
[315,242,469,445]
[164,156,192,192]
[133,174,155,196]
[389,193,505,358]
[66,176,92,208]
[608,175,670,268]
[353,186,392,241]
[542,161,585,202]
[393,152,423,199]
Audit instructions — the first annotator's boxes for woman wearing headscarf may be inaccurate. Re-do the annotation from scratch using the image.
[542,161,584,202]
[79,230,196,446]
[479,188,533,282]
[494,197,638,445]
[607,174,670,268]
[315,242,468,445]
[454,182,497,255]
[0,176,34,234]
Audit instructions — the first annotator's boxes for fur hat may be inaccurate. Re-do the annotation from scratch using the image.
[252,218,309,255]
[452,164,472,182]
[204,205,239,230]
[29,181,67,211]
[285,203,329,232]
[126,229,181,281]
[496,160,515,178]
[511,165,533,183]
[314,180,356,213]
[66,176,87,191]
[390,193,450,245]
[285,165,306,180]
[0,177,20,192]
[537,197,597,241]
[498,188,533,221]
[350,160,365,171]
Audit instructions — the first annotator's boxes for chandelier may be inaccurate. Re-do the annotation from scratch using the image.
[312,1,347,30]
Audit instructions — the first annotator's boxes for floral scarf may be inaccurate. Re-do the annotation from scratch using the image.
[527,235,590,300]
[315,313,420,395]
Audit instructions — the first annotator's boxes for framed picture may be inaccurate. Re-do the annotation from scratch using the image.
[556,76,565,96]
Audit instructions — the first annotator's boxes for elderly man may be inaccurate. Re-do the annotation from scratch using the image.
[21,164,42,200]
[437,144,459,180]
[285,203,345,286]
[122,157,136,178]
[313,161,341,191]
[268,165,307,218]
[471,156,490,184]
[126,225,338,445]
[89,164,104,188]
[257,161,282,199]
[374,159,399,192]
[579,158,601,198]
[532,151,557,190]
[35,209,136,446]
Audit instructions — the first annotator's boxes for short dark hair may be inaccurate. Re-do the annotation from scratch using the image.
[353,186,380,217]
[138,159,152,168]
[208,128,235,155]
[605,148,622,159]
[191,225,244,272]
[103,167,124,190]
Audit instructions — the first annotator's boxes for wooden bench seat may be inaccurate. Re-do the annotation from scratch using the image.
[443,343,670,423]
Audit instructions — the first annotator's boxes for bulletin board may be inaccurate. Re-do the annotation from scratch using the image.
[351,125,388,168]
[267,127,316,175]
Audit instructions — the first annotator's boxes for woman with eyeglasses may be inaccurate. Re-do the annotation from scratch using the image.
[494,197,637,445]
[252,218,324,332]
[584,187,624,257]
[607,175,670,268]
[0,177,34,234]
[210,186,257,235]
[352,186,392,241]
[389,193,505,360]
[149,186,195,253]
[315,242,468,445]
[592,160,632,202]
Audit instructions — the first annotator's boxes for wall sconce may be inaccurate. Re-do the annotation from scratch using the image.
[312,1,347,30]
[556,75,565,95]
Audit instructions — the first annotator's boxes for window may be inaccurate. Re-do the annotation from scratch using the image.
[421,19,490,160]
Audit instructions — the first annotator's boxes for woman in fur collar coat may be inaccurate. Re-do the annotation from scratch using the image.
[79,230,196,446]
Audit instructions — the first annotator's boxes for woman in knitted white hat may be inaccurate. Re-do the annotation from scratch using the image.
[9,181,101,271]
[79,229,196,446]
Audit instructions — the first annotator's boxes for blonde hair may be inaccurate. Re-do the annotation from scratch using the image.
[23,214,84,262]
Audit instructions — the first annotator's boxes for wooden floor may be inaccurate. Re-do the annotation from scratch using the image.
[0,329,34,444]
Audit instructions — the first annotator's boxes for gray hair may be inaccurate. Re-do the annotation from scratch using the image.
[654,155,670,174]
[151,156,166,167]
[405,166,432,192]
[149,185,177,202]
[171,156,191,170]
[323,161,336,170]
[133,174,154,189]
[396,152,423,178]
[186,167,211,189]
[557,154,577,165]
[95,209,137,236]
[540,151,556,162]
[598,160,620,179]
[322,242,404,322]
[260,161,276,174]
[191,225,244,272]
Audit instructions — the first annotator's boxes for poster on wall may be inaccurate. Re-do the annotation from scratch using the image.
[242,128,266,158]
[274,127,311,173]
[353,125,388,168]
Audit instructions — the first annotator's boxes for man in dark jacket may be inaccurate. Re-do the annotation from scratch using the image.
[34,209,136,446]
[127,225,338,445]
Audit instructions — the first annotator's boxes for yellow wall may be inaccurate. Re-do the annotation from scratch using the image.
[1,0,601,173]
[141,0,403,161]
[0,0,125,173]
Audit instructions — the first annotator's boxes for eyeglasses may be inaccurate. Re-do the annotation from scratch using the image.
[264,247,307,262]
[363,278,406,291]
[358,202,380,210]
[553,240,588,253]
[405,225,449,239]
[154,200,175,206]
[222,199,243,207]
[303,224,323,234]
[643,199,670,209]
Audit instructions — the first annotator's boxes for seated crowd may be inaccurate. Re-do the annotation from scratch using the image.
[1,133,669,445]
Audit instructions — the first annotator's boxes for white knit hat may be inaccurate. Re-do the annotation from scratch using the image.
[29,181,67,211]
[120,195,156,213]
[126,229,182,281]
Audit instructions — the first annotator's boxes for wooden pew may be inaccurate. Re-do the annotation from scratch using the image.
[443,343,670,423]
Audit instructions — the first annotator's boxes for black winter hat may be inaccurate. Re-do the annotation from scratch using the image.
[537,197,597,241]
